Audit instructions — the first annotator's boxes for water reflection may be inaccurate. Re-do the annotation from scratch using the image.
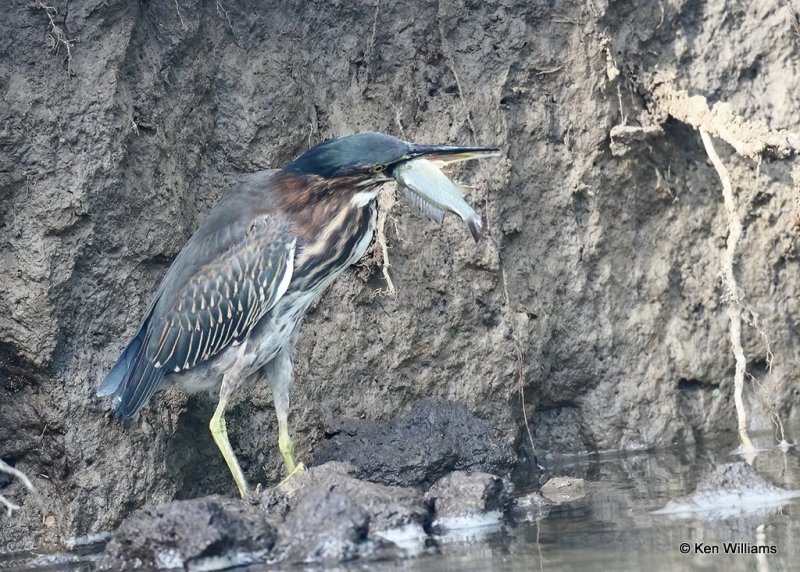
[374,437,800,572]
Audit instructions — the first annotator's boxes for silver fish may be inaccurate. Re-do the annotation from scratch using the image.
[393,158,485,242]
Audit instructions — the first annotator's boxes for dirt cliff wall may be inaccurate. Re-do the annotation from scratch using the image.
[1,0,798,545]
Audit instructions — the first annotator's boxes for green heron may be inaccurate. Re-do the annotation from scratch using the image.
[97,132,499,497]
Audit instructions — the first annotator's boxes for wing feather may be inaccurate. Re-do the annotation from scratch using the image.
[105,211,296,418]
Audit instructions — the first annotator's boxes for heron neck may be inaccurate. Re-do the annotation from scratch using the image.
[272,170,376,240]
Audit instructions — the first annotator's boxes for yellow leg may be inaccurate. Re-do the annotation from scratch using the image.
[264,349,305,486]
[277,416,305,486]
[209,397,249,498]
[278,420,296,472]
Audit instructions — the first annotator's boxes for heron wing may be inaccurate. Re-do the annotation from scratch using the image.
[101,187,296,418]
[151,217,296,371]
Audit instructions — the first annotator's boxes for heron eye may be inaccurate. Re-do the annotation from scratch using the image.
[369,164,386,174]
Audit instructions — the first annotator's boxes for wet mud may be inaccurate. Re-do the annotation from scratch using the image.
[102,461,517,568]
[313,399,517,487]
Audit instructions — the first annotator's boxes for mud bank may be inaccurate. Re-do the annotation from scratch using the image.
[99,462,519,569]
[2,0,800,550]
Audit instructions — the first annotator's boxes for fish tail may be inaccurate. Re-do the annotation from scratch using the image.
[467,214,486,242]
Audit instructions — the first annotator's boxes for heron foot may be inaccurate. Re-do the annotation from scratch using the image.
[277,462,306,488]
[275,409,303,486]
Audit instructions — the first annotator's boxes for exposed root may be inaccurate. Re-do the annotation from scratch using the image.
[653,83,800,159]
[374,187,398,297]
[0,495,18,515]
[745,310,789,446]
[516,342,536,459]
[436,4,478,138]
[32,1,75,75]
[174,0,186,29]
[371,96,405,298]
[381,95,406,140]
[364,0,380,86]
[215,1,235,36]
[0,459,37,516]
[747,310,775,373]
[748,371,789,446]
[653,82,795,451]
[699,130,756,454]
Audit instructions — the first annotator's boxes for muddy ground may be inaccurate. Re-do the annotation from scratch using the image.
[1,0,799,551]
[102,460,518,569]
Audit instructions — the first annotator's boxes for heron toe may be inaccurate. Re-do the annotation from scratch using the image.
[277,462,306,488]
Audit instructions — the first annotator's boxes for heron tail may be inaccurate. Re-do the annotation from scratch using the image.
[97,318,166,419]
[97,326,146,398]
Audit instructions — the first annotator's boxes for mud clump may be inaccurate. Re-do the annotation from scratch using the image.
[277,490,373,564]
[100,462,526,567]
[427,471,512,531]
[695,462,786,493]
[103,496,276,570]
[99,463,413,567]
[280,461,430,535]
[313,399,517,487]
[100,400,516,566]
[654,462,800,520]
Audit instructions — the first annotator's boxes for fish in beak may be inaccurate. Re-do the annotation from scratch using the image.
[392,145,500,242]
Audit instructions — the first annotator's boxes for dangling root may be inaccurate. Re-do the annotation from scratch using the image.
[651,82,798,454]
[698,130,756,454]
[0,459,37,516]
[375,187,398,297]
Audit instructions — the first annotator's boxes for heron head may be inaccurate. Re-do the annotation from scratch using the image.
[284,132,499,186]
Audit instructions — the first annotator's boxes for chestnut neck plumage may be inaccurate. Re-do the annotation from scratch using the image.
[270,169,380,292]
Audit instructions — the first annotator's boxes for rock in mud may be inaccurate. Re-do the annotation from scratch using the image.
[313,399,517,487]
[280,462,430,535]
[424,471,512,544]
[103,495,276,570]
[102,463,433,568]
[427,471,511,517]
[512,491,553,523]
[654,462,800,520]
[276,489,373,564]
[540,476,587,504]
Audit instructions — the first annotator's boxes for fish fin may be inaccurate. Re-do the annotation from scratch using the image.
[401,187,445,225]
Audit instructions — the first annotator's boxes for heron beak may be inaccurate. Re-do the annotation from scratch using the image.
[405,144,501,167]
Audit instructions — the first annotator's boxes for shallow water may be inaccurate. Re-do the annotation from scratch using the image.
[372,438,800,572]
[3,435,800,571]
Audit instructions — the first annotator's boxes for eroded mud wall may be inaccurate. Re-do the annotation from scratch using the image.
[1,0,798,544]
